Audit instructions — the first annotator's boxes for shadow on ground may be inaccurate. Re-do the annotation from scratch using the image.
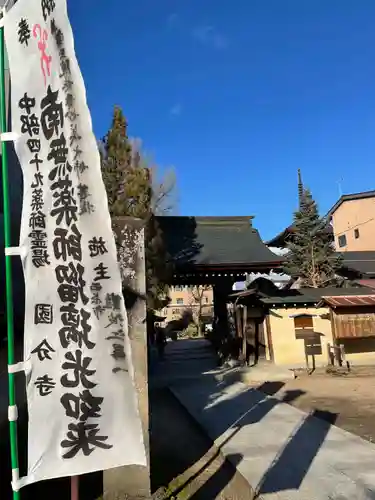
[187,377,338,497]
[153,339,341,499]
[255,409,337,497]
[189,453,243,500]
[149,387,250,499]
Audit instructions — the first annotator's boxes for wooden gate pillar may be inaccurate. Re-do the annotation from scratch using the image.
[213,279,235,359]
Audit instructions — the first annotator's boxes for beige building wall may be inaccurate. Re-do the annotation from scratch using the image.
[268,307,333,368]
[267,306,375,367]
[158,285,214,324]
[331,197,375,251]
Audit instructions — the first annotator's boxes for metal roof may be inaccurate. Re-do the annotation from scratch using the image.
[321,295,375,307]
[356,280,375,289]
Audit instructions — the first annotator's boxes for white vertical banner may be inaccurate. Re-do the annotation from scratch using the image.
[4,0,146,487]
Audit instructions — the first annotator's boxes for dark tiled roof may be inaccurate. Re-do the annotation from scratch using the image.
[340,251,375,277]
[259,286,375,305]
[229,289,257,299]
[266,226,294,247]
[266,224,333,248]
[156,216,284,271]
[263,248,375,278]
[327,190,375,218]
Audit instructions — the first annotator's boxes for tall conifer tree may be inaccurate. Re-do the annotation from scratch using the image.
[283,186,342,288]
[101,106,171,310]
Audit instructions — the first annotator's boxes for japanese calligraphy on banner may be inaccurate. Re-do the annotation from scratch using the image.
[4,0,146,487]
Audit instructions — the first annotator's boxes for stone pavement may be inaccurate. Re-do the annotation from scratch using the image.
[149,337,219,388]
[162,339,375,500]
[150,338,254,499]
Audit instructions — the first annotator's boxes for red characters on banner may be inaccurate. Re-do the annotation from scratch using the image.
[33,24,52,86]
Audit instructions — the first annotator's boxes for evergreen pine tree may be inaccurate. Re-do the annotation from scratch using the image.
[283,188,342,288]
[100,107,132,217]
[100,106,172,310]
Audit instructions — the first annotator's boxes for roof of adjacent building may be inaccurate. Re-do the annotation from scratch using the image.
[229,282,375,306]
[156,216,284,271]
[326,190,375,218]
[320,295,375,307]
[262,249,375,279]
[266,224,333,248]
[257,286,375,306]
[265,225,295,247]
[268,190,375,247]
[340,251,375,277]
[356,279,375,289]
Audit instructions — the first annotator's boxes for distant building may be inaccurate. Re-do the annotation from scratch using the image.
[158,285,214,325]
[327,190,375,252]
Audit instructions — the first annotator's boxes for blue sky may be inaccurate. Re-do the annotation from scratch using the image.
[68,0,375,241]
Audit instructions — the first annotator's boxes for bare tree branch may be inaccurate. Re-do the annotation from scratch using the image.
[130,137,178,215]
[189,285,211,336]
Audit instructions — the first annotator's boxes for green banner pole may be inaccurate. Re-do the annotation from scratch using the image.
[0,19,21,500]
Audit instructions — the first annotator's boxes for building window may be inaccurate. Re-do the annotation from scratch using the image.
[354,228,360,239]
[174,285,183,292]
[294,316,313,329]
[205,297,209,304]
[176,298,183,305]
[338,235,347,248]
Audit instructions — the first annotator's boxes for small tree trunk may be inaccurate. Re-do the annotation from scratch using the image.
[197,317,202,336]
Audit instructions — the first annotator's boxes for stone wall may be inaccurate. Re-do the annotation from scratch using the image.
[103,217,150,500]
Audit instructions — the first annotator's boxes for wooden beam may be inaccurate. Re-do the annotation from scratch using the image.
[330,308,338,344]
[265,314,274,362]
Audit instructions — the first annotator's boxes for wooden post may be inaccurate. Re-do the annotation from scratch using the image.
[336,344,342,367]
[339,343,350,371]
[242,305,247,365]
[235,303,242,361]
[265,313,274,362]
[304,348,309,372]
[71,476,79,500]
[327,342,333,366]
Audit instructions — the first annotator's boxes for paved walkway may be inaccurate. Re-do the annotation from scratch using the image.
[163,339,375,500]
[150,338,253,499]
[149,338,219,388]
